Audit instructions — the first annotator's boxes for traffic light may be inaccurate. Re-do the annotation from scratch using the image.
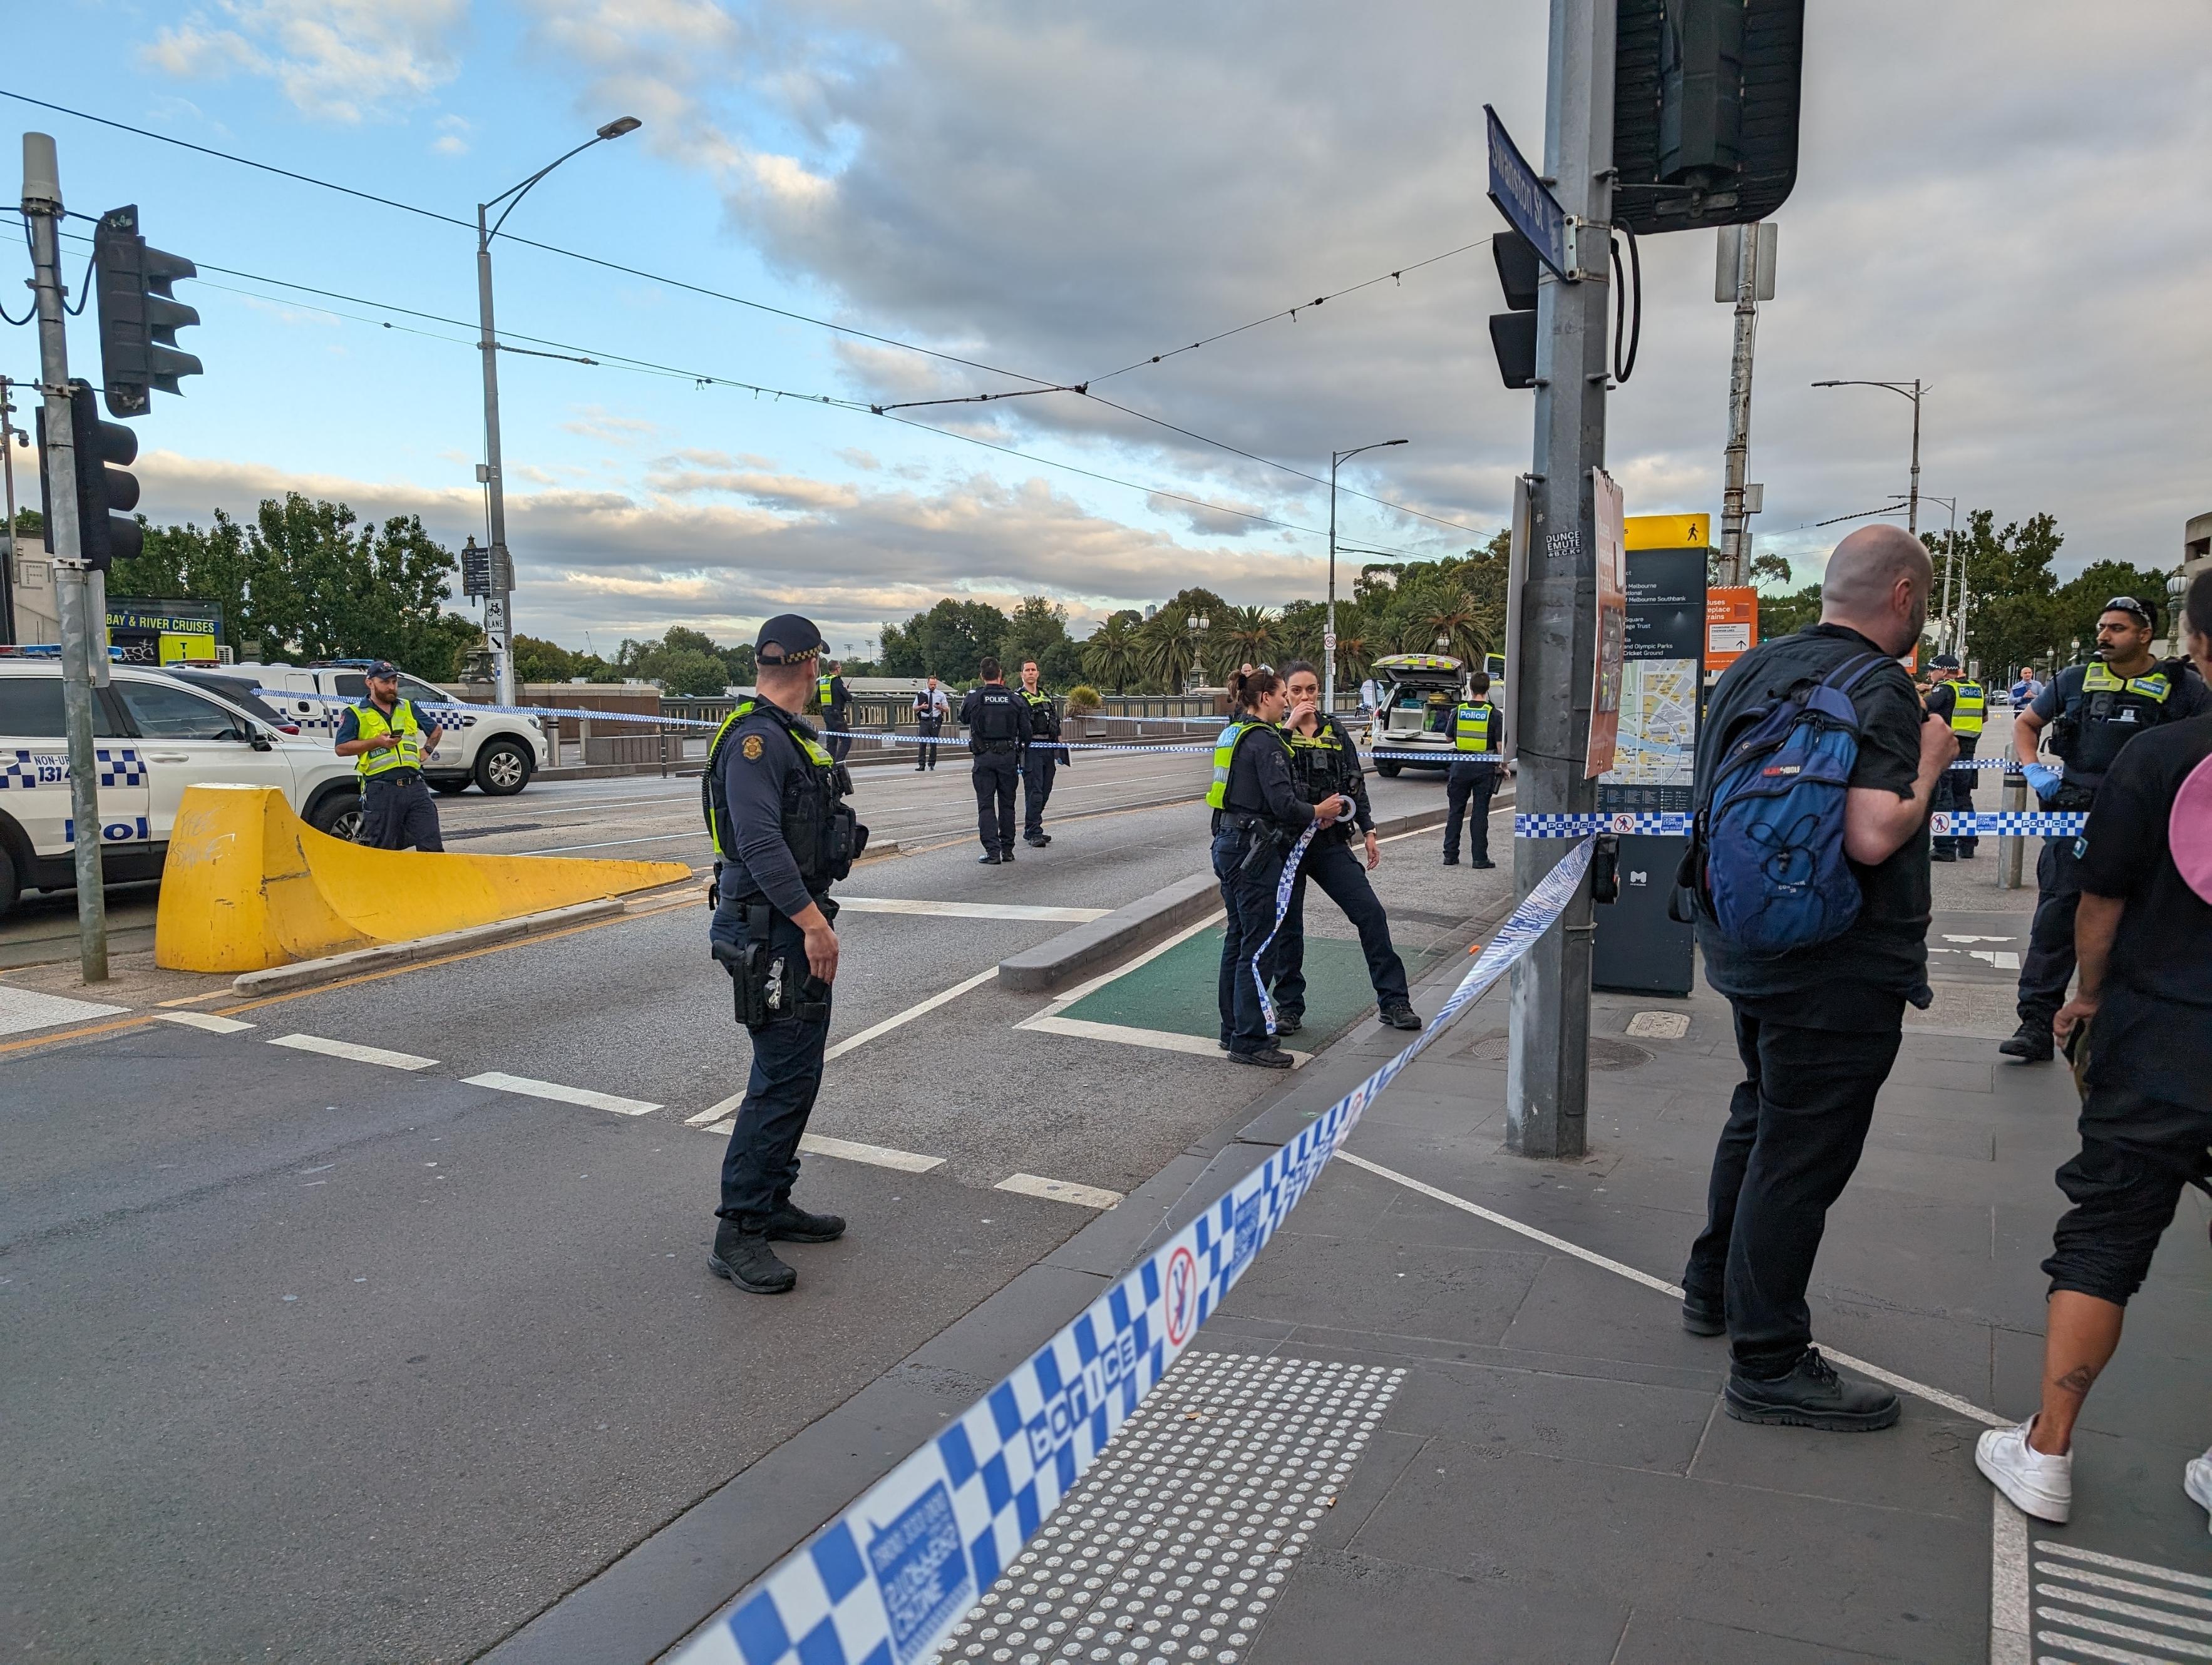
[1487,230,1540,389]
[1612,0,1805,235]
[38,382,143,572]
[92,203,202,418]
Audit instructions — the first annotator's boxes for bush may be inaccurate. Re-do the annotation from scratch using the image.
[1064,684,1103,713]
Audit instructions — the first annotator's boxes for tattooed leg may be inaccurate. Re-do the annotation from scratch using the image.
[2032,1291,2126,1455]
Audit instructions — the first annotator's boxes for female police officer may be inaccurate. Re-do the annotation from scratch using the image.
[1209,667,1349,1068]
[1273,660,1421,1035]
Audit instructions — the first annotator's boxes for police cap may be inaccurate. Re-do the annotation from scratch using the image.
[1930,653,1961,670]
[756,613,826,665]
[364,660,401,681]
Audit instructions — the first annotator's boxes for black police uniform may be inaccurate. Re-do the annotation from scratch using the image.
[1922,678,1980,859]
[962,680,1032,861]
[1019,687,1067,844]
[1210,721,1317,1060]
[818,673,853,764]
[2014,658,2211,1041]
[1276,714,1414,1028]
[702,695,863,1289]
[1443,699,1504,866]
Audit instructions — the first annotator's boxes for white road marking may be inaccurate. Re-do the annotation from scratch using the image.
[463,1071,661,1115]
[2038,1545,2212,1592]
[1019,1012,1311,1065]
[836,897,1110,923]
[153,1012,255,1035]
[0,985,128,1037]
[686,1102,740,1127]
[268,1033,438,1071]
[796,1134,945,1173]
[2043,1571,2212,1613]
[823,965,1000,1063]
[1992,1492,2032,1665]
[519,832,706,856]
[996,1172,1123,1209]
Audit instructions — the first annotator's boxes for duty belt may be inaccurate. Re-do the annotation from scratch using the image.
[973,738,1018,754]
[366,769,422,784]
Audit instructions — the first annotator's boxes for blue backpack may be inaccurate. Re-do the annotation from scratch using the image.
[1697,652,1891,954]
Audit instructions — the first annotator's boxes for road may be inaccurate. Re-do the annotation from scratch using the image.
[1,748,1514,1663]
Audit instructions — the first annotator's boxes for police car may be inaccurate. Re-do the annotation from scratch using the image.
[1359,653,1478,776]
[235,661,547,796]
[0,658,360,918]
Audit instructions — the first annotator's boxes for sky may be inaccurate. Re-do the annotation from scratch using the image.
[6,0,2208,656]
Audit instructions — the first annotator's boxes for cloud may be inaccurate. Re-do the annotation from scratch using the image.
[431,112,471,156]
[140,0,466,123]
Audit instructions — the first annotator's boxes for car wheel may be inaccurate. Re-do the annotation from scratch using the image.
[307,791,365,843]
[475,739,533,796]
[0,843,18,920]
[1376,760,1402,778]
[430,779,470,796]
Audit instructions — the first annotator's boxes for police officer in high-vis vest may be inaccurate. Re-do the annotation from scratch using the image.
[815,660,853,765]
[1017,658,1067,848]
[1923,654,1984,861]
[1441,670,1504,869]
[701,614,867,1294]
[2003,596,2211,1061]
[962,658,1032,864]
[332,660,446,851]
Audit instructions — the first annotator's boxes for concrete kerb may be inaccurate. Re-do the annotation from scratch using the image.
[995,802,1461,993]
[228,898,632,995]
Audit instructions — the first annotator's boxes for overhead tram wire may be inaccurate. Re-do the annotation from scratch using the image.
[4,89,1488,542]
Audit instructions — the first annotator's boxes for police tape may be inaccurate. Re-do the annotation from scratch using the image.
[1513,809,2088,838]
[667,838,1596,1665]
[1252,821,1322,1036]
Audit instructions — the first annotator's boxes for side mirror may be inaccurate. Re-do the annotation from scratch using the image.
[248,729,274,752]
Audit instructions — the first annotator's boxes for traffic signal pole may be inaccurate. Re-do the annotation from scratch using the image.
[1505,0,1613,1160]
[1717,226,1763,587]
[475,205,516,710]
[20,133,108,982]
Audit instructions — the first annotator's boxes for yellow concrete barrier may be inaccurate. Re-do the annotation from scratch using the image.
[155,784,692,973]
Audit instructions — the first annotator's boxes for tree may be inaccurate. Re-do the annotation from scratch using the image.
[512,635,578,683]
[1942,511,2068,679]
[879,598,1007,682]
[1219,605,1277,670]
[1759,583,1823,640]
[1136,607,1202,692]
[1747,551,1793,590]
[651,647,732,696]
[1003,595,1084,685]
[1081,613,1141,690]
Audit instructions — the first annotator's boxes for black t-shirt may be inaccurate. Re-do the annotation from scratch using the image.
[1694,623,1931,1026]
[2076,714,2212,1110]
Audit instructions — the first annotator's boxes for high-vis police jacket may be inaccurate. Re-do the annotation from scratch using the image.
[1453,701,1500,756]
[345,698,431,779]
[702,700,863,913]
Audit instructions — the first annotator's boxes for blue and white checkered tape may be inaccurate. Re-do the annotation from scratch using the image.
[1514,809,2087,838]
[670,839,1597,1665]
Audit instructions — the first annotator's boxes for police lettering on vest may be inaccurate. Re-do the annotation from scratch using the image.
[970,686,1022,752]
[701,700,862,894]
[1453,701,1498,754]
[1946,680,1985,736]
[351,699,426,778]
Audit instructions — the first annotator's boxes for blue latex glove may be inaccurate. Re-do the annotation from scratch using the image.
[2022,762,2062,802]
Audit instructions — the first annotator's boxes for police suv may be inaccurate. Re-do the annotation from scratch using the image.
[0,658,359,918]
[236,662,547,796]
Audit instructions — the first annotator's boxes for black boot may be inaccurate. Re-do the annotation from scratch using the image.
[1680,1291,1726,1337]
[1724,1348,1900,1431]
[1229,1044,1295,1070]
[1998,1019,2055,1062]
[1380,1003,1422,1031]
[1273,1013,1303,1037]
[708,1217,796,1294]
[763,1197,846,1242]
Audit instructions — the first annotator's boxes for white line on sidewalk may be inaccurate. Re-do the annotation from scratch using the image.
[1020,1012,1311,1065]
[0,985,128,1037]
[154,1012,255,1035]
[462,1071,661,1116]
[836,897,1111,923]
[996,1172,1123,1209]
[269,1033,438,1071]
[798,1134,945,1173]
[1990,1492,2032,1665]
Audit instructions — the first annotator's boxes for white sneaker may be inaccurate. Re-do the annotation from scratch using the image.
[2185,1450,2212,1532]
[1977,1418,2073,1524]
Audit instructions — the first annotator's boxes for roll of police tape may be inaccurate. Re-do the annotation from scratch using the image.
[1513,809,2088,838]
[669,838,1597,1665]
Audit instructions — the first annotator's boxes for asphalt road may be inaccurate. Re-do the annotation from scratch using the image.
[2,752,1506,1663]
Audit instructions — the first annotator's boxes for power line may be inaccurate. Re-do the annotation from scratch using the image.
[3,88,1489,540]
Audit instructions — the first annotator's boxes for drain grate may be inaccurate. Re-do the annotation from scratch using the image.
[930,1352,1403,1665]
[1463,1031,1652,1071]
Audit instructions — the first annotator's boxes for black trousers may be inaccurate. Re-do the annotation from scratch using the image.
[972,750,1019,853]
[825,710,852,764]
[2044,1080,2212,1305]
[2017,834,2082,1027]
[915,715,942,769]
[709,900,833,1224]
[360,774,444,852]
[1022,753,1057,836]
[1683,1003,1903,1376]
[1935,740,1979,854]
[1443,762,1499,862]
[1213,826,1288,1053]
[1272,835,1411,1017]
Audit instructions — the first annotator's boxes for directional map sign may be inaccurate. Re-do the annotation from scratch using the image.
[1484,105,1572,280]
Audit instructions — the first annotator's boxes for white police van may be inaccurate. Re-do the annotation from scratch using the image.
[237,662,547,796]
[0,658,359,918]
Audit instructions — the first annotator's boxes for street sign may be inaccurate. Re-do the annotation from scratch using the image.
[1586,468,1627,778]
[484,598,508,632]
[1322,630,1337,652]
[1623,513,1710,550]
[1484,105,1572,281]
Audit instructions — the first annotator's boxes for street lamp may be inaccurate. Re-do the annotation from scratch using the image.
[1810,379,1923,536]
[1327,439,1407,713]
[477,116,642,706]
[1186,611,1210,694]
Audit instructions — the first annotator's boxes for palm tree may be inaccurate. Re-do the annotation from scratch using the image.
[1136,608,1200,693]
[1081,615,1140,691]
[1335,632,1374,686]
[1220,605,1276,671]
[1422,602,1488,665]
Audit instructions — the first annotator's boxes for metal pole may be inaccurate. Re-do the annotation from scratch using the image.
[1324,454,1339,714]
[1717,225,1761,587]
[1905,379,1921,538]
[1,374,18,644]
[1506,0,1612,1161]
[21,133,107,981]
[1950,499,1965,665]
[476,205,515,709]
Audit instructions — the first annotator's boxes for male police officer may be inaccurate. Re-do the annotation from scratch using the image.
[1442,671,1505,868]
[1923,654,1985,861]
[962,657,1031,864]
[702,614,865,1294]
[2003,596,2211,1061]
[1017,659,1067,848]
[332,660,446,851]
[816,659,853,764]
